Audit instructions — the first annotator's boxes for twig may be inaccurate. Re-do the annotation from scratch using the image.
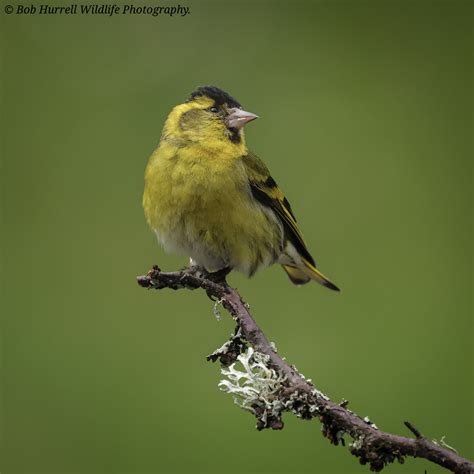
[404,421,423,439]
[137,265,474,474]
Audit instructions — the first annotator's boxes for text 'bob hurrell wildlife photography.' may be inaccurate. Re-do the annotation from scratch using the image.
[8,4,191,17]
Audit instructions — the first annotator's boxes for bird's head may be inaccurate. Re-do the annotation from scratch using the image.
[162,86,258,149]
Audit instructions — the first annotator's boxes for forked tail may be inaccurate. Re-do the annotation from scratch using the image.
[282,259,340,291]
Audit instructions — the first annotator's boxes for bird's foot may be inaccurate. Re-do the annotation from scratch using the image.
[205,266,232,284]
[181,262,231,284]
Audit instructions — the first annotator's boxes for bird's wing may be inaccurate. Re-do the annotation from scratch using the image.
[241,152,316,266]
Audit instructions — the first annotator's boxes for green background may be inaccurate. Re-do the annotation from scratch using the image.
[1,1,472,473]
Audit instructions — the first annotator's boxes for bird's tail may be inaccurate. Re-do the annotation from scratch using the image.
[282,258,340,291]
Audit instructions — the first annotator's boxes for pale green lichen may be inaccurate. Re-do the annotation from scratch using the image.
[212,298,224,321]
[218,347,286,423]
[433,435,458,453]
[349,435,365,451]
[363,415,379,430]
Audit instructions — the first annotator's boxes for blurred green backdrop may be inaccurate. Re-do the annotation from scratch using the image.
[1,0,472,473]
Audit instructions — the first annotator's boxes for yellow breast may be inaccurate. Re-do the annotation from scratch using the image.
[143,141,282,275]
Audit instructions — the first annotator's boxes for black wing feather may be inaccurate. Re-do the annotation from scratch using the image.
[249,182,316,266]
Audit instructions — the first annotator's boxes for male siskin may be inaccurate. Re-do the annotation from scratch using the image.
[143,86,339,291]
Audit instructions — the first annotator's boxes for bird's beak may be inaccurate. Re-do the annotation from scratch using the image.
[225,108,259,129]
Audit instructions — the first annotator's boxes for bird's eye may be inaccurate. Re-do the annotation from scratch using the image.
[209,106,219,113]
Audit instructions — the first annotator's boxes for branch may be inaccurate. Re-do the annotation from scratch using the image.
[137,265,474,474]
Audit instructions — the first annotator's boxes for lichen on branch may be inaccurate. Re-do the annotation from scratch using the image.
[137,265,474,474]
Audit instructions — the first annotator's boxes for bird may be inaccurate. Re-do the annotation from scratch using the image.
[143,86,340,291]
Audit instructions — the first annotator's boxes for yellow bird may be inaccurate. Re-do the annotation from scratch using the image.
[143,86,340,291]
